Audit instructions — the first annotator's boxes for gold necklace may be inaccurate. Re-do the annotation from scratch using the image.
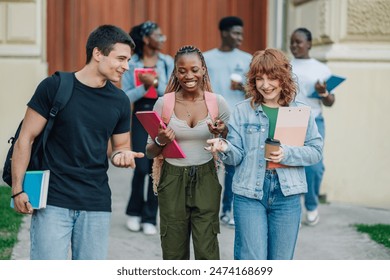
[177,99,192,117]
[176,92,204,118]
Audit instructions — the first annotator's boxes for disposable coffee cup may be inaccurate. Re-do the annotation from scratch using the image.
[230,73,243,90]
[230,73,243,83]
[264,138,281,160]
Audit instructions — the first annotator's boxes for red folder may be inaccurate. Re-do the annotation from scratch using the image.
[267,106,311,169]
[134,68,157,99]
[135,111,186,158]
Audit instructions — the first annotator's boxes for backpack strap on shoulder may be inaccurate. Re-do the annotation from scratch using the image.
[161,91,219,124]
[161,92,175,124]
[50,72,74,118]
[42,71,74,150]
[204,91,218,122]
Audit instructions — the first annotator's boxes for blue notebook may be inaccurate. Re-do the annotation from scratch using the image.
[10,170,50,209]
[310,75,346,98]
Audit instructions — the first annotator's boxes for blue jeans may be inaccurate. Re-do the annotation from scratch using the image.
[221,164,235,213]
[30,205,111,260]
[304,115,325,211]
[233,170,301,260]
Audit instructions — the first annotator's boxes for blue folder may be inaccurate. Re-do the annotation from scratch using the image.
[310,75,346,98]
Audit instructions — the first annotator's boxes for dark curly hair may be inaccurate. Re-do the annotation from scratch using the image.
[246,48,297,108]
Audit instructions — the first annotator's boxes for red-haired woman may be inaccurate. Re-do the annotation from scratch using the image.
[207,48,323,260]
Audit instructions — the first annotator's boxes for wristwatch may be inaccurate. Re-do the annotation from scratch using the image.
[153,78,158,88]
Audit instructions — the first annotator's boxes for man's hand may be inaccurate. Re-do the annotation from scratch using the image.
[111,150,144,168]
[13,192,33,214]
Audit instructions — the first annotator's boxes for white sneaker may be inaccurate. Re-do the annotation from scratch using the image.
[305,209,319,226]
[220,211,235,228]
[126,216,141,232]
[142,223,157,235]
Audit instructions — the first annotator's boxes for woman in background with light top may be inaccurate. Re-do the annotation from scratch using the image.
[290,27,335,226]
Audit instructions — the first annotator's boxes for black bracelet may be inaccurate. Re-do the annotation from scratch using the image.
[11,190,24,199]
[110,151,123,162]
[154,136,167,148]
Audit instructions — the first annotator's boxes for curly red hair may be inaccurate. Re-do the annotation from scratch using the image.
[245,48,296,108]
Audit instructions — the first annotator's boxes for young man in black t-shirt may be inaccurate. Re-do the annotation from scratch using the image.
[10,25,144,260]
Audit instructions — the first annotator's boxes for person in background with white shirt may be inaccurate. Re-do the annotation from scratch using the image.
[290,27,335,226]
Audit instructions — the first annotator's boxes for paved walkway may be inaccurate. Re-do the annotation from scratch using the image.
[11,165,390,260]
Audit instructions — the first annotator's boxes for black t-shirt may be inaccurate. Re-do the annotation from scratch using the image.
[28,72,130,211]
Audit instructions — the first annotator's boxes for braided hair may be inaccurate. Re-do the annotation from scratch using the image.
[165,45,213,93]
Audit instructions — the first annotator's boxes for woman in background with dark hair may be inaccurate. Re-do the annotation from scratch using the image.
[122,21,174,235]
[290,27,335,226]
[207,49,323,259]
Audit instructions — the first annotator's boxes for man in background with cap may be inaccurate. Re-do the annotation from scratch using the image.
[204,16,252,227]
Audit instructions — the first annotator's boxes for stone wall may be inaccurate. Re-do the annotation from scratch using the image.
[286,0,390,209]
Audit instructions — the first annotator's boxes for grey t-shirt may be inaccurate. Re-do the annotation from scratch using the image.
[150,93,230,166]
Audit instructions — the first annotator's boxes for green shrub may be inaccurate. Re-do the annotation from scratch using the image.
[0,186,23,260]
[355,224,390,249]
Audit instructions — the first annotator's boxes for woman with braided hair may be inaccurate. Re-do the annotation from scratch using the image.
[146,46,230,259]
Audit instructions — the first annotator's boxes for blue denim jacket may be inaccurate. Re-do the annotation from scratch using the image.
[219,99,323,200]
[122,53,174,103]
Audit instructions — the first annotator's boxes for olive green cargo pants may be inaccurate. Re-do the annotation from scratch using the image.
[157,159,221,260]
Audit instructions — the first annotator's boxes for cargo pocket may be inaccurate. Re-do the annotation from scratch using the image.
[212,221,220,235]
[209,221,221,259]
[160,224,168,252]
[160,224,167,237]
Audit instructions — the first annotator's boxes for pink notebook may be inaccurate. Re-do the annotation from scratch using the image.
[134,68,157,99]
[135,111,186,158]
[268,106,311,169]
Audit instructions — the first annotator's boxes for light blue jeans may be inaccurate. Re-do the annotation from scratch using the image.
[233,170,301,260]
[30,205,111,260]
[304,115,325,211]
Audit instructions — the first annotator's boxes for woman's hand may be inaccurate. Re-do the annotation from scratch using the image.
[205,138,228,153]
[315,80,335,106]
[156,122,175,146]
[315,80,329,98]
[207,119,228,138]
[267,146,284,163]
[139,72,158,89]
